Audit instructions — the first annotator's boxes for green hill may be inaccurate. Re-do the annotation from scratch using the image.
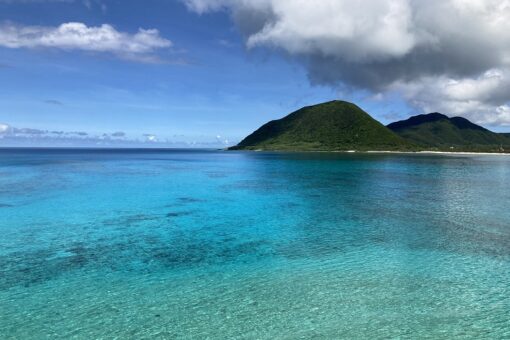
[387,113,509,152]
[230,101,413,151]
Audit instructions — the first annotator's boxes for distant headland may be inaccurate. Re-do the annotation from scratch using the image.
[230,101,510,153]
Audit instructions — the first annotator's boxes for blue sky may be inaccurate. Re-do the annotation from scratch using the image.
[1,0,510,147]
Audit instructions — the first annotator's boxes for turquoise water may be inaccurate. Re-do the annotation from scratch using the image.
[1,149,509,339]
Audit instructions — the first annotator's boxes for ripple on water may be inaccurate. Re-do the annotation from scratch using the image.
[0,150,509,339]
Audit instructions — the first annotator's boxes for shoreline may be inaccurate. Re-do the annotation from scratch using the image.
[1,147,507,156]
[239,149,510,156]
[364,150,510,156]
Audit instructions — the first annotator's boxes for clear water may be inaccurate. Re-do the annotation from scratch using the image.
[1,149,509,339]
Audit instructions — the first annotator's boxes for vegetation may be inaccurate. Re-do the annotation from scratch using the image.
[231,101,510,153]
[230,101,414,151]
[388,113,510,152]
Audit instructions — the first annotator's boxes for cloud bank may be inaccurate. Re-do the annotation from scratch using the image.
[0,22,172,62]
[184,0,510,126]
[0,123,234,147]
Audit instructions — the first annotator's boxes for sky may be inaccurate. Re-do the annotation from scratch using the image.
[1,0,510,147]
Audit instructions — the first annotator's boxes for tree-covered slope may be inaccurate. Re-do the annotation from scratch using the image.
[231,101,413,151]
[387,113,509,151]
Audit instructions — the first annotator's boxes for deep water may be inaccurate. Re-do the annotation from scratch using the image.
[0,148,509,339]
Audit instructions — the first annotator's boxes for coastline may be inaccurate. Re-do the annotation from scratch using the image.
[365,150,510,156]
[235,148,510,156]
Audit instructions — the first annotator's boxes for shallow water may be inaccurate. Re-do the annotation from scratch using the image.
[1,149,509,339]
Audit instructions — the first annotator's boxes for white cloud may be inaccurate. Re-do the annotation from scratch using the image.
[184,0,510,126]
[0,22,172,61]
[183,0,227,13]
[0,123,236,147]
[186,0,418,62]
[394,70,510,125]
[0,123,10,134]
[143,134,158,142]
[247,0,416,62]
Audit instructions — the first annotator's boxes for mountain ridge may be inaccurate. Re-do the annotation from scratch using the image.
[231,101,510,153]
[230,101,414,151]
[388,112,508,151]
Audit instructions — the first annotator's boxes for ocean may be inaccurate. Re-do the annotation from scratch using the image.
[1,148,509,339]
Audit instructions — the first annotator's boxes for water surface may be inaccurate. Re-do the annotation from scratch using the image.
[1,149,509,339]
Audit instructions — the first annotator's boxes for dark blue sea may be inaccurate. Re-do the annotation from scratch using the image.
[1,148,509,338]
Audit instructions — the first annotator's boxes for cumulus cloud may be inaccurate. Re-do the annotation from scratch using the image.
[184,0,510,126]
[0,22,172,62]
[393,70,510,125]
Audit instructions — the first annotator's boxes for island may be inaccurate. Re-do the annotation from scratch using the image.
[230,100,510,153]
